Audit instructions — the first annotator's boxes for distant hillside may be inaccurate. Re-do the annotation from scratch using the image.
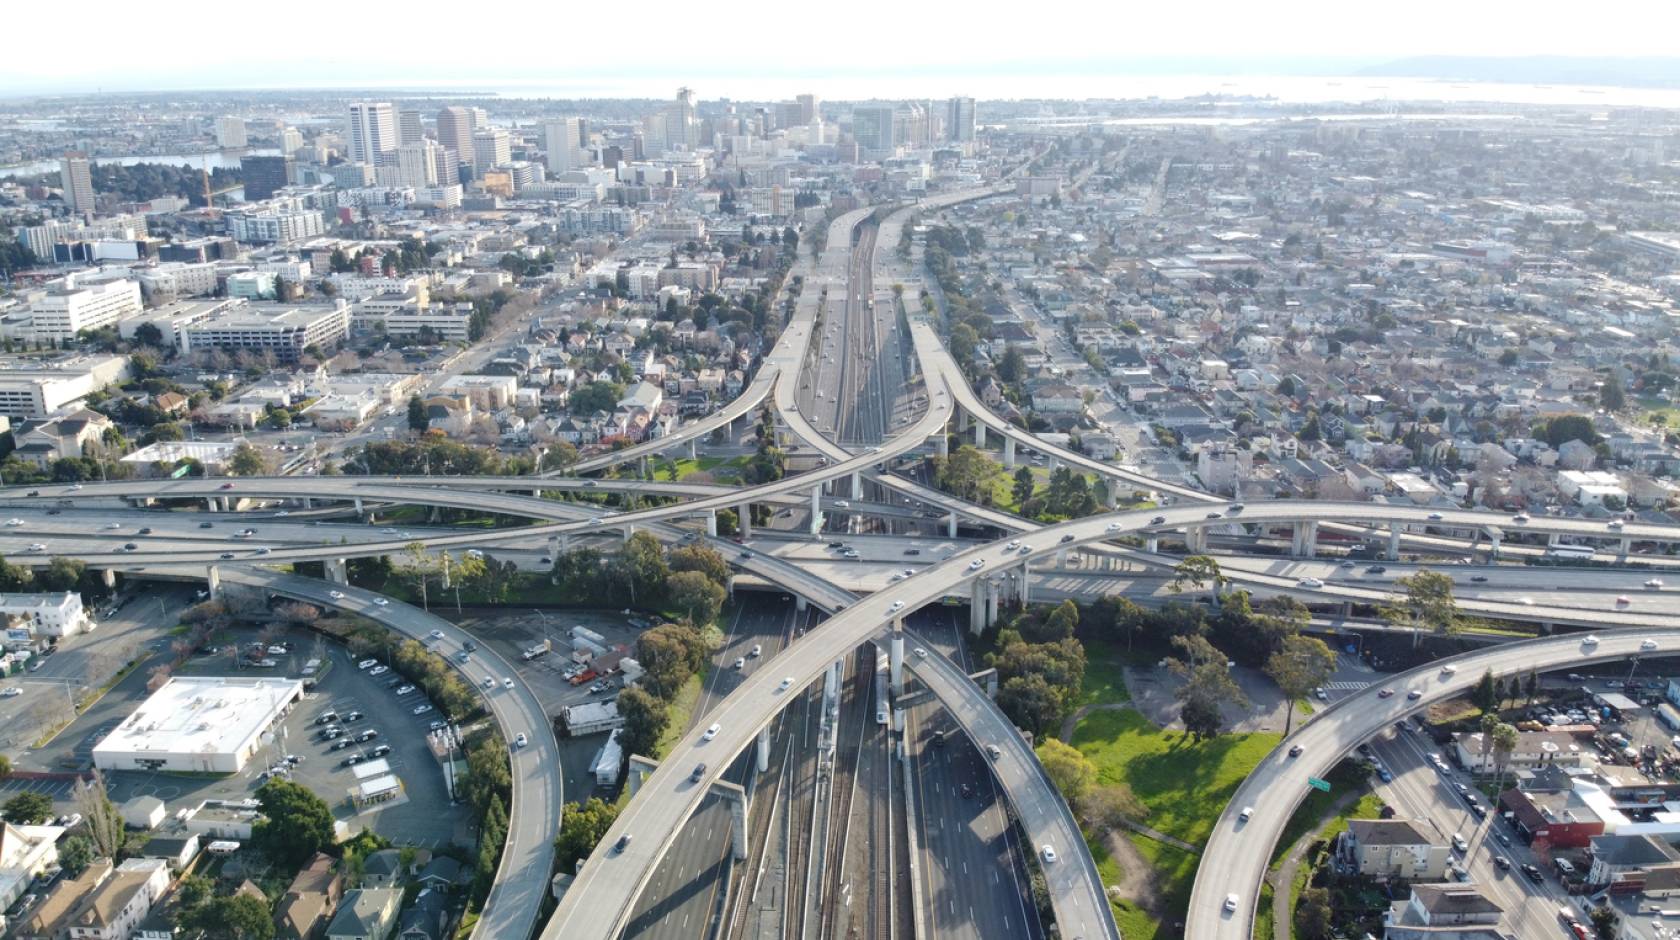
[1359,56,1680,88]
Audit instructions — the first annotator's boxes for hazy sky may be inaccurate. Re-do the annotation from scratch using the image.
[7,0,1680,96]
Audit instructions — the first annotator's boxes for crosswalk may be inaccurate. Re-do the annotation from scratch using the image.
[1323,680,1374,691]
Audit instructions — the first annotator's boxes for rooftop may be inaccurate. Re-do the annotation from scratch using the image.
[93,676,301,760]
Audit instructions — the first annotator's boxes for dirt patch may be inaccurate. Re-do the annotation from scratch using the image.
[1101,828,1165,914]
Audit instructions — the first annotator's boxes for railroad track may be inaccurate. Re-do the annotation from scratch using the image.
[819,648,872,936]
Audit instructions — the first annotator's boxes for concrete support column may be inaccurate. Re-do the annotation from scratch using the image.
[1488,529,1502,561]
[890,634,905,695]
[947,512,959,538]
[638,456,650,479]
[795,595,808,613]
[936,433,948,458]
[706,510,718,538]
[824,661,839,705]
[1018,563,1030,605]
[1055,548,1067,566]
[1619,536,1632,563]
[626,755,659,797]
[973,422,986,449]
[302,497,313,509]
[983,670,998,698]
[325,558,348,585]
[353,497,364,516]
[1186,526,1208,554]
[1145,536,1159,554]
[738,504,752,539]
[723,782,749,861]
[851,473,862,501]
[985,578,999,626]
[1004,438,1016,469]
[1291,520,1319,558]
[970,579,985,635]
[756,728,771,773]
[559,534,572,555]
[548,536,561,560]
[958,410,969,433]
[205,565,221,599]
[1387,521,1402,562]
[620,525,634,542]
[809,488,822,536]
[1048,456,1059,472]
[688,438,698,460]
[101,569,116,589]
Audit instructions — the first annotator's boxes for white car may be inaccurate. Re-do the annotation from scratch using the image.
[1105,522,1124,532]
[482,676,496,689]
[369,666,389,677]
[777,677,794,692]
[373,598,389,606]
[968,559,985,571]
[702,723,721,741]
[913,647,928,659]
[429,630,445,639]
[1616,595,1631,607]
[1642,639,1660,651]
[412,703,433,715]
[514,733,527,749]
[1238,806,1254,822]
[101,522,121,530]
[1646,579,1665,589]
[25,543,45,553]
[1040,845,1057,863]
[1005,540,1021,551]
[328,590,345,600]
[1297,577,1324,588]
[2,519,20,526]
[503,677,515,689]
[1582,634,1600,647]
[889,600,904,612]
[0,687,20,697]
[1224,894,1239,913]
[357,659,378,670]
[733,657,746,670]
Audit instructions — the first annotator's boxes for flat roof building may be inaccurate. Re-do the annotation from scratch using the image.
[182,301,349,363]
[93,676,303,774]
[0,353,130,419]
[20,274,142,341]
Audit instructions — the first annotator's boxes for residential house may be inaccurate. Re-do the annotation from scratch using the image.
[1383,885,1504,940]
[394,890,448,940]
[12,410,113,469]
[324,887,401,940]
[276,852,343,940]
[1338,819,1450,882]
[0,822,64,912]
[362,850,405,888]
[1588,834,1680,894]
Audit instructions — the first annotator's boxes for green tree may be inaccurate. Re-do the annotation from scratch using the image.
[407,394,428,432]
[251,779,336,868]
[635,623,709,699]
[1295,886,1333,940]
[1381,569,1459,638]
[1011,466,1035,508]
[1491,721,1519,793]
[1023,600,1080,643]
[187,895,275,940]
[1171,555,1224,595]
[1167,634,1247,741]
[569,381,625,415]
[667,570,726,625]
[58,834,94,874]
[554,797,620,873]
[2,791,53,824]
[1590,905,1619,939]
[1265,635,1337,736]
[997,673,1064,739]
[615,531,670,605]
[134,322,166,348]
[937,445,1002,503]
[1471,670,1499,715]
[1036,738,1097,804]
[1601,375,1626,411]
[668,544,729,587]
[227,442,270,476]
[616,686,668,758]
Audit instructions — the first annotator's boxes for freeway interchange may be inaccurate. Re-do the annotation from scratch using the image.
[11,185,1680,940]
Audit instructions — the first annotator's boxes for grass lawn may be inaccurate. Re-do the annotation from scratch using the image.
[655,667,709,758]
[660,455,750,482]
[1268,760,1373,867]
[1102,833,1197,940]
[1253,882,1274,940]
[1079,641,1135,707]
[1070,708,1280,848]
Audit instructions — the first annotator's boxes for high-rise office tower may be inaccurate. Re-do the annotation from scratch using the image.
[398,109,424,146]
[240,155,292,200]
[395,141,442,188]
[59,151,95,214]
[851,106,896,159]
[436,106,477,166]
[665,87,696,151]
[215,116,248,149]
[280,126,304,155]
[432,147,461,188]
[947,97,977,143]
[347,102,398,165]
[543,118,583,172]
[472,129,511,174]
[796,93,819,125]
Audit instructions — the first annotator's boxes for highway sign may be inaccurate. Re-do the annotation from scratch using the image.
[1307,777,1332,793]
[170,465,192,479]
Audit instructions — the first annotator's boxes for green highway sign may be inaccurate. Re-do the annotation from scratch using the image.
[1307,777,1332,793]
[170,465,192,479]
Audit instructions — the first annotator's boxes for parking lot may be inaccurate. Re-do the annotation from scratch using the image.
[4,623,470,850]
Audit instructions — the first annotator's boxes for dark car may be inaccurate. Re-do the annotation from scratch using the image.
[340,755,363,768]
[1060,534,1075,543]
[343,711,364,722]
[614,834,632,853]
[1151,516,1166,525]
[1288,744,1304,758]
[199,521,214,529]
[1365,565,1387,574]
[690,763,707,783]
[1521,862,1544,883]
[1471,575,1488,583]
[137,527,152,535]
[329,739,353,751]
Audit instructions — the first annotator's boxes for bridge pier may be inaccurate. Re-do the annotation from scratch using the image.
[1487,528,1502,560]
[1387,522,1402,561]
[638,456,650,479]
[626,755,660,797]
[974,422,986,449]
[971,667,998,699]
[1185,526,1208,554]
[1047,456,1059,472]
[1290,520,1319,558]
[737,504,752,539]
[795,595,807,613]
[620,524,634,542]
[688,438,698,461]
[890,633,905,695]
[1018,563,1030,605]
[1054,548,1067,566]
[706,510,718,538]
[851,473,862,501]
[714,779,750,861]
[325,558,348,585]
[936,432,948,458]
[1619,536,1631,563]
[969,579,985,635]
[756,728,771,773]
[353,497,364,517]
[101,569,116,589]
[205,564,221,600]
[809,488,822,535]
[985,578,999,625]
[957,410,969,433]
[947,512,959,538]
[1003,438,1016,469]
[1145,536,1159,554]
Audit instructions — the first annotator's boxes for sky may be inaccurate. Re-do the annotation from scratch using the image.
[7,0,1680,97]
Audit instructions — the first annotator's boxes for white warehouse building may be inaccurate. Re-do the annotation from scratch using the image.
[93,676,303,774]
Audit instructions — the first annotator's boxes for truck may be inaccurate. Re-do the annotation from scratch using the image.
[1659,703,1680,734]
[522,641,550,661]
[569,670,598,686]
[570,626,607,647]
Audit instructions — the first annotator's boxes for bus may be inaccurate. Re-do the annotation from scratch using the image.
[1545,545,1597,561]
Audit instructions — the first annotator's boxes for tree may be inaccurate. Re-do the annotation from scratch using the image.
[615,531,669,605]
[252,779,336,868]
[554,797,619,873]
[617,686,668,758]
[1601,375,1626,411]
[1471,669,1499,715]
[1023,600,1080,643]
[569,381,625,416]
[1036,739,1097,804]
[58,834,94,874]
[1491,721,1519,793]
[937,445,1002,503]
[227,442,270,477]
[1590,905,1619,939]
[1381,569,1459,638]
[1294,886,1333,940]
[1478,712,1500,774]
[667,570,725,625]
[187,895,275,940]
[407,394,428,432]
[668,544,729,587]
[0,754,10,779]
[174,875,214,915]
[1167,634,1247,741]
[997,673,1064,739]
[1171,555,1224,595]
[2,791,53,824]
[1077,784,1146,831]
[72,770,124,858]
[635,623,708,698]
[134,322,165,348]
[1265,635,1337,736]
